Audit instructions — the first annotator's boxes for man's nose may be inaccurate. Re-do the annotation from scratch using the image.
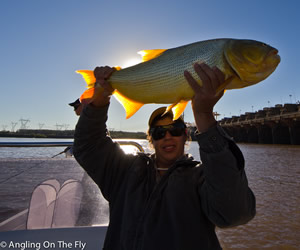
[164,130,173,139]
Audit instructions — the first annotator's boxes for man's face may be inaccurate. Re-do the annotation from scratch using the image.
[152,116,186,168]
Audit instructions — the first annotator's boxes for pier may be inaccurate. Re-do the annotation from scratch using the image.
[219,104,300,145]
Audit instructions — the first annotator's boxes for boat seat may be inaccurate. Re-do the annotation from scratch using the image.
[26,179,83,229]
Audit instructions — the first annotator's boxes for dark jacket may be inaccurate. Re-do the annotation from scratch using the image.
[73,104,256,250]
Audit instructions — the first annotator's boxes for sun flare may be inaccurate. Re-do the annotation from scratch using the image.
[121,56,143,68]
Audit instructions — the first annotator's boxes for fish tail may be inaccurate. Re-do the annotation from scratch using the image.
[79,86,107,105]
[76,70,98,104]
[76,70,96,89]
[79,87,95,104]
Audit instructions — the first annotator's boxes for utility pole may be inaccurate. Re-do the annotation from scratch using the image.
[2,125,8,131]
[213,112,220,121]
[55,124,64,130]
[19,118,30,130]
[11,122,18,132]
[38,123,45,129]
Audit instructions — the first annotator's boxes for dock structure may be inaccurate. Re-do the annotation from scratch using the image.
[219,104,300,145]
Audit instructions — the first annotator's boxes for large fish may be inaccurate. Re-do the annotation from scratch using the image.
[77,38,280,120]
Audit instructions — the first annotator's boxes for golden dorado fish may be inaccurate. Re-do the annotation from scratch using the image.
[77,38,280,120]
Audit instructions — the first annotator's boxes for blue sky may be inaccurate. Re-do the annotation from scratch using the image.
[1,0,299,132]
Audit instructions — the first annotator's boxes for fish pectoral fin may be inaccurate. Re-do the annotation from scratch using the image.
[172,100,189,120]
[164,103,176,114]
[76,70,96,88]
[138,49,167,62]
[113,90,144,119]
[216,76,235,95]
[166,100,189,120]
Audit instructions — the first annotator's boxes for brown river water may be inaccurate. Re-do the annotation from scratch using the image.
[0,139,299,249]
[215,143,300,250]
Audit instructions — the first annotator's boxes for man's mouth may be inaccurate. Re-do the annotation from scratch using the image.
[163,145,176,152]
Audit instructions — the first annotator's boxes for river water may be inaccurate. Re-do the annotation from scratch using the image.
[0,138,299,249]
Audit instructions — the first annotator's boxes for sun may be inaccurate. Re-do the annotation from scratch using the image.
[121,56,143,68]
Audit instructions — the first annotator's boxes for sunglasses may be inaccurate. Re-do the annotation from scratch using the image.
[150,122,187,141]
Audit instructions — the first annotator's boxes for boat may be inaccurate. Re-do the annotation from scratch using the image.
[0,140,145,249]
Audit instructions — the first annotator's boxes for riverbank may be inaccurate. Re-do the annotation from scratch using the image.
[0,129,147,139]
[0,127,198,140]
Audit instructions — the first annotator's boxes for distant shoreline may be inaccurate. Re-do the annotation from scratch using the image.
[0,129,147,140]
[0,127,199,141]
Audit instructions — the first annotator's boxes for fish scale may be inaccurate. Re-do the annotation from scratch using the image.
[109,40,228,103]
[77,38,280,119]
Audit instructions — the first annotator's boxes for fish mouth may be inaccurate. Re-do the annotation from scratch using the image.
[268,48,278,56]
[267,48,281,65]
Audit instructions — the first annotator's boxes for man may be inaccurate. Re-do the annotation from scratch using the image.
[53,99,83,158]
[69,98,83,116]
[73,63,256,250]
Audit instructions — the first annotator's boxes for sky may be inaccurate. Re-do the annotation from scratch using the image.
[1,0,300,132]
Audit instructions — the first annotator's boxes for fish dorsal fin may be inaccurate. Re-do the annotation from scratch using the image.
[76,70,96,88]
[113,90,144,119]
[138,49,167,62]
[165,100,189,120]
[114,66,122,71]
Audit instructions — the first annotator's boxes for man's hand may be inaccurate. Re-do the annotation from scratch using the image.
[184,63,227,132]
[91,66,115,107]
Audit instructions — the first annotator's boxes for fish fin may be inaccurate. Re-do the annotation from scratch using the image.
[172,100,189,120]
[79,85,106,105]
[164,103,176,114]
[76,70,96,89]
[114,66,122,71]
[165,101,189,120]
[80,87,96,105]
[138,49,167,62]
[113,90,144,119]
[76,67,120,87]
[216,76,235,95]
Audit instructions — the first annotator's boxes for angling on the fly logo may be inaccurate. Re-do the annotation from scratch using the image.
[1,240,87,250]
